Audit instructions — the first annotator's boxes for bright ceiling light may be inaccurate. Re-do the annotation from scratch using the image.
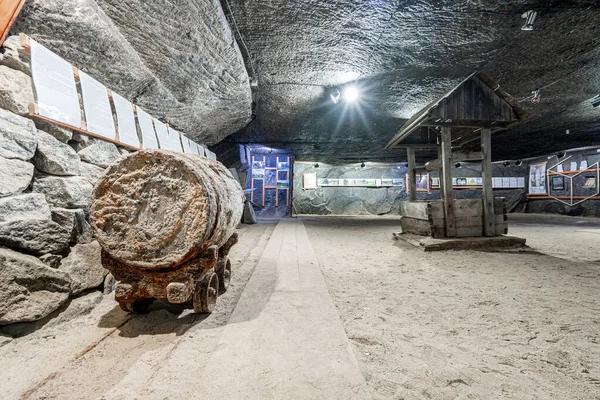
[344,86,359,102]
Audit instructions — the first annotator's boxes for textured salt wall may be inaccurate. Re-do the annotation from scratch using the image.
[12,0,252,145]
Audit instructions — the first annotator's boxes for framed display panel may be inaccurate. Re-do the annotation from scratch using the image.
[406,173,430,192]
[303,172,318,190]
[545,156,600,206]
[79,70,116,140]
[181,134,202,155]
[276,156,291,207]
[205,149,217,160]
[164,126,184,152]
[136,106,159,149]
[250,156,265,203]
[112,91,141,148]
[528,162,547,195]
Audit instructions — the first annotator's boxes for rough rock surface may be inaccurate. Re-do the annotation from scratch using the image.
[51,208,93,244]
[0,35,30,75]
[39,254,63,269]
[0,108,37,161]
[32,119,73,143]
[32,174,93,210]
[77,141,121,168]
[15,0,252,144]
[0,248,71,325]
[0,156,34,197]
[59,241,107,295]
[0,65,35,115]
[89,150,244,268]
[34,130,81,176]
[80,162,106,186]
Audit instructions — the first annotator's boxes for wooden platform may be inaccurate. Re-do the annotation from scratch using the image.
[393,231,527,252]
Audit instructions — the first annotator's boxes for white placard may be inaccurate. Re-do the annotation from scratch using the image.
[502,177,510,187]
[181,135,200,155]
[492,177,502,188]
[570,162,577,171]
[153,120,169,150]
[517,177,525,187]
[509,177,518,188]
[79,71,116,139]
[197,144,206,157]
[163,126,183,152]
[581,160,588,170]
[137,108,159,149]
[30,39,81,127]
[112,92,139,148]
[205,149,217,160]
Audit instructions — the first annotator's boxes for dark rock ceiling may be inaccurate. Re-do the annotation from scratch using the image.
[215,0,600,163]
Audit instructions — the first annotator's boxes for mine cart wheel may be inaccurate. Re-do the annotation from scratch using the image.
[193,273,219,314]
[218,258,232,293]
[119,299,153,314]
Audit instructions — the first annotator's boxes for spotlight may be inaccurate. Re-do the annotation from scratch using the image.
[557,151,565,158]
[515,160,522,166]
[360,162,365,168]
[503,161,510,167]
[344,86,359,102]
[566,129,570,135]
[267,148,273,154]
[591,95,600,107]
[314,163,319,168]
[531,90,541,104]
[330,88,341,104]
[521,10,537,31]
[455,162,461,168]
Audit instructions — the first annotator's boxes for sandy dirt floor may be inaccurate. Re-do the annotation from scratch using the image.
[2,213,600,399]
[303,213,600,400]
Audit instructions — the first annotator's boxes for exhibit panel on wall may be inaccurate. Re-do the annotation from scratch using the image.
[529,162,547,194]
[79,70,117,140]
[112,92,141,148]
[137,107,160,149]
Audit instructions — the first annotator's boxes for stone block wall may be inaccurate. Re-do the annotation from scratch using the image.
[0,36,127,328]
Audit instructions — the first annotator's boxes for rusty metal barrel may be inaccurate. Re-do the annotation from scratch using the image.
[89,149,244,270]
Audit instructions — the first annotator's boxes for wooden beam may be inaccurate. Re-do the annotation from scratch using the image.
[425,151,483,171]
[481,128,495,237]
[0,0,26,45]
[407,148,417,202]
[420,121,512,129]
[440,126,455,237]
[390,144,440,150]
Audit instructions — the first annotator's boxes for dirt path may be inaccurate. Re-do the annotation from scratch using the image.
[303,215,600,400]
[0,223,275,400]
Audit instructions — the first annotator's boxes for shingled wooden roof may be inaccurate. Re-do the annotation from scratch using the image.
[386,72,529,149]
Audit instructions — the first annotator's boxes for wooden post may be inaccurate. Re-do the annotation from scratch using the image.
[407,148,417,202]
[0,0,26,45]
[481,128,495,236]
[437,147,445,203]
[440,127,455,237]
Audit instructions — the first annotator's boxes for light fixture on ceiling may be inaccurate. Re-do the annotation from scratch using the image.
[455,162,461,168]
[515,160,523,166]
[330,88,341,104]
[344,86,359,102]
[503,161,511,167]
[314,163,319,168]
[360,162,365,168]
[591,95,600,107]
[521,10,537,31]
[557,151,566,158]
[531,90,541,104]
[566,129,570,135]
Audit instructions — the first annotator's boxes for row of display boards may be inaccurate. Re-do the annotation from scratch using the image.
[20,34,216,160]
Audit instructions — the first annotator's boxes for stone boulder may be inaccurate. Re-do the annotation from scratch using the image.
[0,65,35,115]
[0,108,37,160]
[32,118,73,142]
[34,130,81,176]
[51,208,93,244]
[59,241,107,295]
[0,248,71,325]
[32,173,93,209]
[80,162,106,186]
[0,35,30,75]
[0,156,34,197]
[39,254,62,269]
[0,193,72,255]
[77,141,121,168]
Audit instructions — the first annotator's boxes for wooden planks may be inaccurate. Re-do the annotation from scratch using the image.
[481,128,495,236]
[440,127,455,237]
[0,0,25,45]
[407,148,417,202]
[425,151,483,171]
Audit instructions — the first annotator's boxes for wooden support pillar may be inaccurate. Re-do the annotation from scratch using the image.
[481,128,495,237]
[440,127,455,237]
[407,147,417,202]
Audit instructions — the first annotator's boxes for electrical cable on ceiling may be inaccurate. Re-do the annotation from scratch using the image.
[224,0,256,80]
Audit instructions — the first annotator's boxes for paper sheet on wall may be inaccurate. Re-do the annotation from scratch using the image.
[112,92,139,148]
[197,144,206,157]
[137,108,159,149]
[30,39,81,127]
[153,120,169,150]
[493,177,502,188]
[205,149,217,160]
[164,126,183,152]
[79,71,116,139]
[181,135,199,154]
[517,177,525,187]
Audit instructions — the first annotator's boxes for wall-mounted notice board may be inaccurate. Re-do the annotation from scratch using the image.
[21,34,208,157]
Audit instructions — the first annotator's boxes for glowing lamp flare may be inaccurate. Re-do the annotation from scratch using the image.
[344,86,359,102]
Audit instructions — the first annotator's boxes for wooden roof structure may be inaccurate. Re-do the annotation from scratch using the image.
[386,72,529,150]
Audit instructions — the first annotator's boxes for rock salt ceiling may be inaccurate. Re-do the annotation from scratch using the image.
[14,0,600,163]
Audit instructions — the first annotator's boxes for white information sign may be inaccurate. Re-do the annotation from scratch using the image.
[197,144,206,157]
[163,126,183,152]
[112,92,139,148]
[205,149,217,160]
[181,135,200,155]
[153,120,169,150]
[137,108,159,149]
[79,71,116,140]
[30,39,81,127]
